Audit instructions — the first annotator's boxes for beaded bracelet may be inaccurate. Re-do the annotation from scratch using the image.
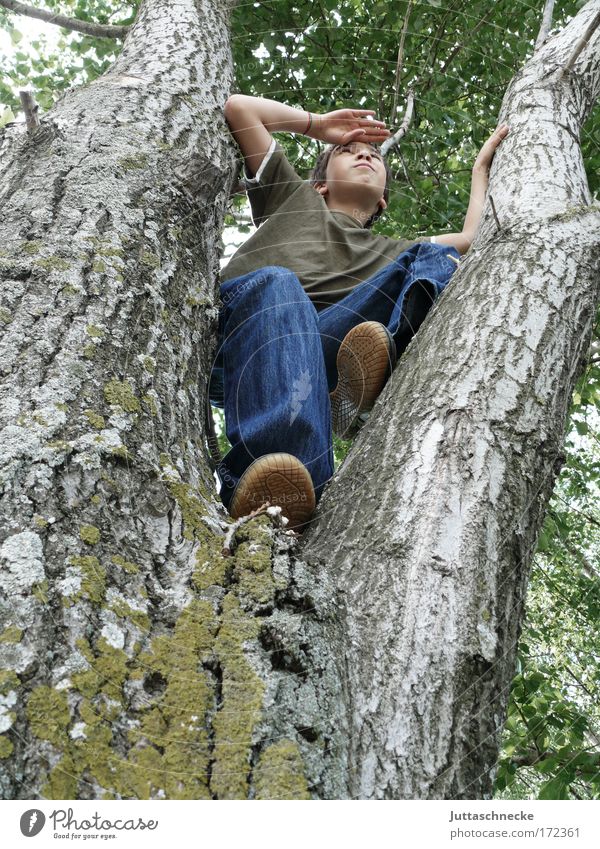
[304,112,312,135]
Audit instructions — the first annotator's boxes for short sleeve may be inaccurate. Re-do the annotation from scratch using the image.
[242,140,304,227]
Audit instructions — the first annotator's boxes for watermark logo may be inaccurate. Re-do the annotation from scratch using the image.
[19,810,46,837]
[289,368,312,425]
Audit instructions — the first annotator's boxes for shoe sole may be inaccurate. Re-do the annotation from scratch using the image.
[330,321,396,437]
[229,452,316,530]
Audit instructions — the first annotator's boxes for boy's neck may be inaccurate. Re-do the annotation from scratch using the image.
[325,199,375,228]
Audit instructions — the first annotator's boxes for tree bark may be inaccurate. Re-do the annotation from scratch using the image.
[0,0,598,801]
[302,0,600,798]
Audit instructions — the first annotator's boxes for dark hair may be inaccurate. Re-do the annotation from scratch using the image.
[308,142,392,229]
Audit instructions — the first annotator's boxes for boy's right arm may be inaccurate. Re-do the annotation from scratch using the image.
[224,94,391,178]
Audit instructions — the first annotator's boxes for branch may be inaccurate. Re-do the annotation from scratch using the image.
[560,7,600,77]
[511,749,554,767]
[380,89,415,157]
[19,89,39,132]
[489,194,504,233]
[535,0,556,52]
[221,503,292,556]
[391,0,413,122]
[0,0,130,39]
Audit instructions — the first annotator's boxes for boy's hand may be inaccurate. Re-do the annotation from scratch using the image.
[309,109,391,145]
[473,123,509,174]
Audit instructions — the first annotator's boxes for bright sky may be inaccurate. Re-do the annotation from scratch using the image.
[0,13,60,59]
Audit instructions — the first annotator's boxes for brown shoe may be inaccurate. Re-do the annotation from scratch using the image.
[229,453,316,530]
[329,321,396,437]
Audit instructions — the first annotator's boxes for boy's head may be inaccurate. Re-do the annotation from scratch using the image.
[309,141,392,229]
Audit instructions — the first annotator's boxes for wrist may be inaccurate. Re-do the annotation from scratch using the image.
[304,112,321,139]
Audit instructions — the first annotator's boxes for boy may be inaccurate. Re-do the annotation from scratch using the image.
[209,95,509,529]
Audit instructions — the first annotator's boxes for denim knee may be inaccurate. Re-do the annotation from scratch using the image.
[220,266,307,312]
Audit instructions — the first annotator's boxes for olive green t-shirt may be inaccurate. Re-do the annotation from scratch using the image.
[221,139,433,311]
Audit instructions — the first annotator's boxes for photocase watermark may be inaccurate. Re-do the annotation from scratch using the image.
[289,368,313,425]
[247,491,308,504]
[18,808,159,840]
[20,810,45,837]
[216,459,236,492]
[220,271,264,306]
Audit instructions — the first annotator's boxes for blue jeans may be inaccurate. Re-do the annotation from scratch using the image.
[209,242,460,510]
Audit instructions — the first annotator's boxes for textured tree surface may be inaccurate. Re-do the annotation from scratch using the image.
[303,1,600,798]
[0,0,599,800]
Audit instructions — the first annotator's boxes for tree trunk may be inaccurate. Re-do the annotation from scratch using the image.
[302,0,600,798]
[0,0,598,801]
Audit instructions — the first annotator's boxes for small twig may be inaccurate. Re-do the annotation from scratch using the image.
[222,502,271,555]
[19,90,39,132]
[221,502,291,556]
[534,0,556,52]
[560,8,600,78]
[489,194,503,233]
[391,0,413,122]
[0,0,130,39]
[511,749,554,767]
[381,90,415,158]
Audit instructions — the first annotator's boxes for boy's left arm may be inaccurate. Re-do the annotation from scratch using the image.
[429,124,509,256]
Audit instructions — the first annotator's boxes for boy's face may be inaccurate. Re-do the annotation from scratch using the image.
[316,142,388,218]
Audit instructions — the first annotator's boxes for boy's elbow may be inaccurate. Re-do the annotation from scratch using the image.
[431,231,472,255]
[225,94,251,124]
[224,94,240,118]
[456,232,473,255]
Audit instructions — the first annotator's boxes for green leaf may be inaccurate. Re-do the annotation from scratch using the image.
[0,107,15,128]
[536,756,559,774]
[539,777,570,800]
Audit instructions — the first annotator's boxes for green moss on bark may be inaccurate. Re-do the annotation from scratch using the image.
[164,479,210,540]
[0,670,20,694]
[34,257,70,271]
[79,525,101,545]
[32,580,49,604]
[72,638,128,701]
[44,753,78,798]
[210,593,264,799]
[111,555,139,574]
[110,599,150,632]
[26,686,70,746]
[142,395,158,416]
[192,536,229,590]
[69,555,106,604]
[0,736,14,758]
[127,599,218,799]
[104,379,141,413]
[232,519,275,606]
[0,625,23,643]
[84,410,106,429]
[254,740,310,799]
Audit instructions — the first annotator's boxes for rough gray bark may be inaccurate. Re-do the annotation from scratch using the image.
[0,0,347,803]
[303,0,600,799]
[0,0,598,802]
